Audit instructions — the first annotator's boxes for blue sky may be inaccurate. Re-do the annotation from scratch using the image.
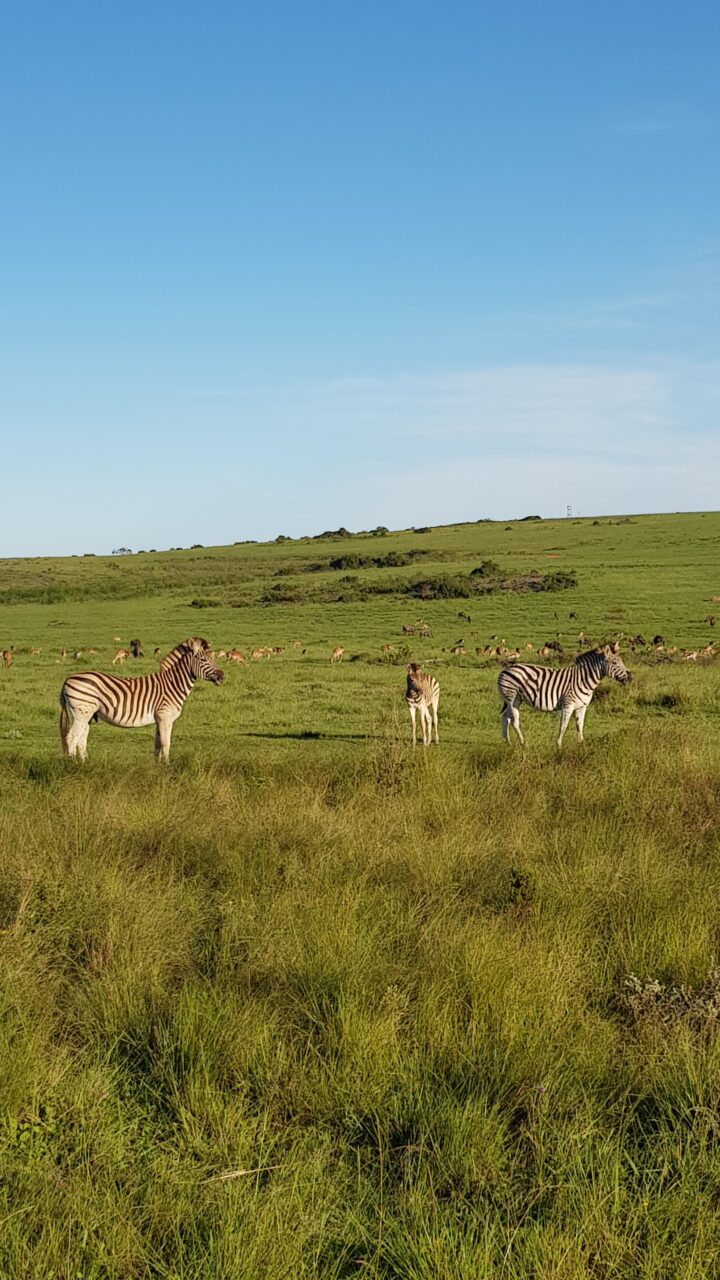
[1,2,719,555]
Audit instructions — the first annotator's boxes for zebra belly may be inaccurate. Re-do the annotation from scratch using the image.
[97,709,157,728]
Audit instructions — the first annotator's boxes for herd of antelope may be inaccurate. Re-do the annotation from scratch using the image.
[2,613,718,757]
[2,623,718,676]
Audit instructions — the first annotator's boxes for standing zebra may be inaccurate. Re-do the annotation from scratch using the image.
[59,637,224,761]
[497,643,631,747]
[405,662,440,746]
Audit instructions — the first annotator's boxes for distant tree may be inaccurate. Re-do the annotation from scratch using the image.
[112,547,133,555]
[520,515,542,522]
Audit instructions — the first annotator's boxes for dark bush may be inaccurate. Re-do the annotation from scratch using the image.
[470,560,501,578]
[405,576,473,600]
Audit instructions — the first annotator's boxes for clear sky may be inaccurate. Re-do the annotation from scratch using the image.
[2,2,719,556]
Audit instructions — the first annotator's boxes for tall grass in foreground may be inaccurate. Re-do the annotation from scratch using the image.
[1,728,720,1278]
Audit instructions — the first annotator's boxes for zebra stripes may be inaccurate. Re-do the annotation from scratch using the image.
[497,644,631,747]
[59,637,224,761]
[405,663,440,746]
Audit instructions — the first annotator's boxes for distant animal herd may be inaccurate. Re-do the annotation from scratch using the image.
[1,610,718,760]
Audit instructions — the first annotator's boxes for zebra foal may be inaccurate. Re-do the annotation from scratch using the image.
[405,663,440,746]
[59,637,224,762]
[497,643,631,747]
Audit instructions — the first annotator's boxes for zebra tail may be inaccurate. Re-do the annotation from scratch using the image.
[59,691,70,755]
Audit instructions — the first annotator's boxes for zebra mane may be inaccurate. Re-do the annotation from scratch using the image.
[160,638,210,670]
[575,647,604,666]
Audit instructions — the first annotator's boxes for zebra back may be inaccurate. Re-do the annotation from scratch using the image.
[497,648,607,711]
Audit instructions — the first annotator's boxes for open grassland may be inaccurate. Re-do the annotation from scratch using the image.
[2,512,720,1277]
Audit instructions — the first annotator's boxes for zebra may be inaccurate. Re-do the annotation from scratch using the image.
[497,643,631,747]
[405,663,440,746]
[59,636,224,762]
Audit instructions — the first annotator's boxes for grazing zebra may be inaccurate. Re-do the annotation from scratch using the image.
[59,636,224,762]
[497,643,631,747]
[405,663,440,746]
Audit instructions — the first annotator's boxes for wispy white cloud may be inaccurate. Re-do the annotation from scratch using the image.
[178,360,720,530]
[509,291,682,334]
[615,104,703,136]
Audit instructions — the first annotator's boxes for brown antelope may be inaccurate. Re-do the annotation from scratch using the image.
[450,644,466,656]
[2,650,11,670]
[402,624,416,636]
[292,639,303,649]
[330,646,344,663]
[112,649,130,665]
[226,649,248,665]
[30,647,41,655]
[113,636,122,643]
[271,646,286,655]
[251,647,267,660]
[381,644,397,656]
[419,623,432,639]
[681,650,698,662]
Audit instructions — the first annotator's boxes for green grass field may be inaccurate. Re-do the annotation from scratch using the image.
[2,512,720,1277]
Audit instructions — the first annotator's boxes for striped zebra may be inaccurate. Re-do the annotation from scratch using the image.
[59,637,224,762]
[497,643,631,747]
[405,663,440,746]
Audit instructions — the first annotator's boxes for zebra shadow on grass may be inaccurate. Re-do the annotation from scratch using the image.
[236,729,380,742]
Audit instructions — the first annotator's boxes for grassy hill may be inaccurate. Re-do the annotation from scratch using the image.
[1,511,720,1277]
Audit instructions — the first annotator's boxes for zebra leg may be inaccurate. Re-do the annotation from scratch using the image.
[408,703,417,746]
[575,705,587,741]
[422,706,432,746]
[509,700,525,746]
[154,714,176,762]
[501,701,511,742]
[431,700,439,745]
[66,715,91,760]
[557,706,573,747]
